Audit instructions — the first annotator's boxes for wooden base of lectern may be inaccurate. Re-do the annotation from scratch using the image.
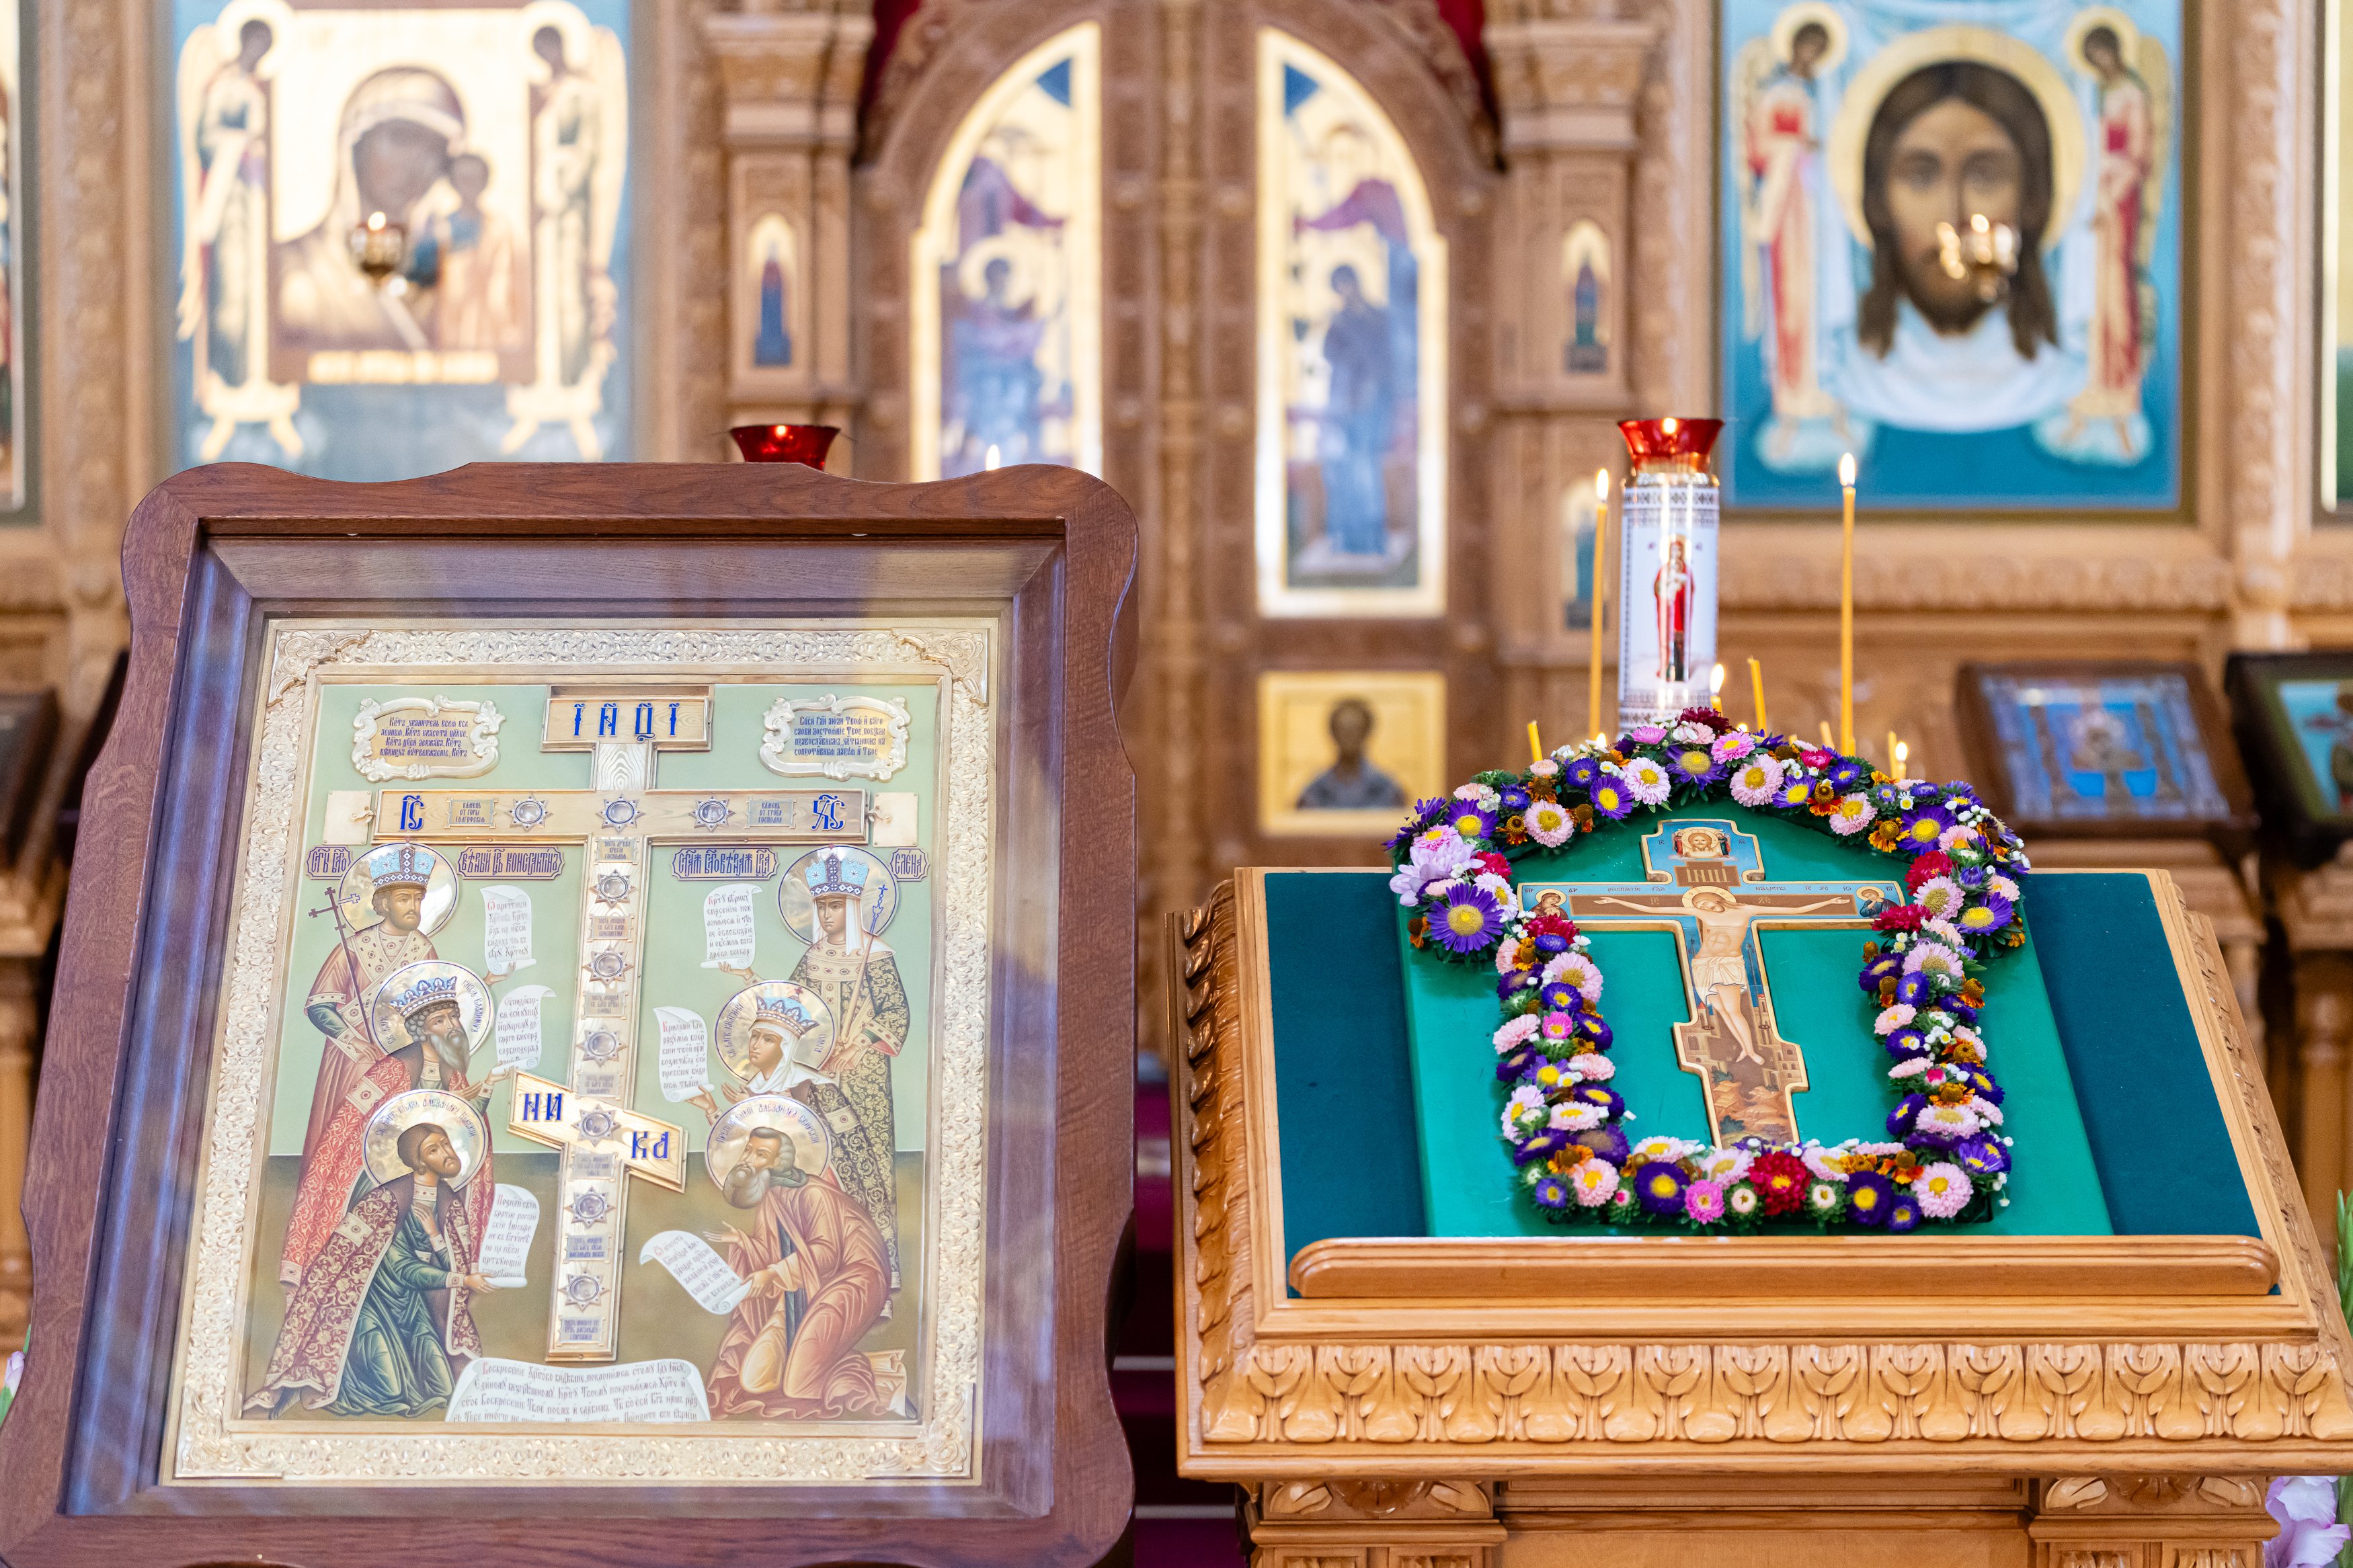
[1241,1473,2274,1567]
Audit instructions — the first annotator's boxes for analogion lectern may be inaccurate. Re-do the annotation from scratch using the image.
[1172,826,2353,1567]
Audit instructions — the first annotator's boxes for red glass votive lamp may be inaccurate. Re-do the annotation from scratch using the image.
[729,423,839,468]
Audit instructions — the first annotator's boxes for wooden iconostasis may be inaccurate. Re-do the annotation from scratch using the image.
[3,0,2353,1087]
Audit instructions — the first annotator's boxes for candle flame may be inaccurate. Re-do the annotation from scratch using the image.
[984,444,1002,471]
[1710,663,1725,694]
[1595,468,1609,500]
[365,211,387,231]
[1838,451,1857,488]
[1661,416,1678,436]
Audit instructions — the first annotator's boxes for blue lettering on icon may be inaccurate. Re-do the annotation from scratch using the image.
[630,1129,671,1161]
[399,794,425,832]
[305,845,354,879]
[887,847,929,882]
[812,793,844,831]
[571,702,587,738]
[635,702,655,739]
[668,702,682,737]
[521,1091,565,1123]
[598,702,619,738]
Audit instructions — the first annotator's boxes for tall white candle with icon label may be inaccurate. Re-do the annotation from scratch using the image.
[1613,417,1723,729]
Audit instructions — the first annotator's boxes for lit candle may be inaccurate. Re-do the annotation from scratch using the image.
[1587,469,1610,741]
[1748,657,1767,733]
[1886,731,1899,779]
[1838,451,1857,755]
[1710,663,1726,710]
[1893,737,1910,782]
[1528,720,1544,767]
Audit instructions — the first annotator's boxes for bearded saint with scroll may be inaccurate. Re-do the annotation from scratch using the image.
[705,1126,891,1419]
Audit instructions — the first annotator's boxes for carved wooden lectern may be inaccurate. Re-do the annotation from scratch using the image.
[1172,865,2353,1567]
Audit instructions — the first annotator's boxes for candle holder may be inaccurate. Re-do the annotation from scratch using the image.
[348,210,407,290]
[1614,417,1724,730]
[729,423,838,469]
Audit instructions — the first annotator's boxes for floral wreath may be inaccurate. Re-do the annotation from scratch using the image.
[1386,707,2030,1234]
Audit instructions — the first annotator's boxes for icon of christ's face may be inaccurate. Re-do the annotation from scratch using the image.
[1882,97,2024,331]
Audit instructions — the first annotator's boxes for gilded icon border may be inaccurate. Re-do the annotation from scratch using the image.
[163,618,998,1485]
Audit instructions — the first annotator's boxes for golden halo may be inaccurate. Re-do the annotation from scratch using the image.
[362,1089,489,1188]
[2062,6,2140,75]
[713,980,836,1085]
[705,1095,832,1193]
[1771,2,1849,75]
[335,842,458,938]
[1826,24,2086,254]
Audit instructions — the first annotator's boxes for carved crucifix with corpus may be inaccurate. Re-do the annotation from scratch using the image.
[1521,819,1897,1146]
[370,685,866,1362]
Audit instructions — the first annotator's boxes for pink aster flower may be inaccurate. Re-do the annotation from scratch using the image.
[1572,1160,1621,1206]
[1902,941,1968,984]
[1529,759,1560,778]
[1626,725,1668,745]
[1915,1162,1972,1219]
[1540,1011,1577,1042]
[1801,1145,1841,1180]
[1526,799,1574,848]
[1683,1179,1728,1224]
[1621,757,1672,806]
[1494,936,1525,975]
[1938,823,1981,853]
[1699,1148,1752,1184]
[1492,1014,1540,1052]
[1729,754,1785,807]
[1912,876,1964,919]
[1827,792,1874,834]
[1566,1052,1613,1081]
[1712,730,1758,764]
[1554,952,1603,1003]
[1874,1003,1917,1036]
[1549,1101,1605,1131]
[1887,1056,1929,1080]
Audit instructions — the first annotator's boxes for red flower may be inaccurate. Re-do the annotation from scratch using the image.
[1873,903,1928,934]
[1524,913,1579,942]
[1750,1151,1809,1215]
[1903,850,1954,890]
[1476,852,1513,879]
[1798,747,1836,768]
[1675,706,1734,733]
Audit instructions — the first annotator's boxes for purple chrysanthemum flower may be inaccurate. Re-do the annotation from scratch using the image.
[1531,1175,1571,1210]
[1540,981,1583,1012]
[1963,1070,2003,1104]
[1633,1160,1688,1216]
[1496,1047,1538,1081]
[1574,1014,1613,1051]
[1845,1169,1897,1227]
[1895,971,1931,1006]
[1859,953,1902,995]
[1887,1092,1927,1139]
[1955,893,2015,936]
[1590,778,1634,819]
[1515,1128,1571,1165]
[1825,759,1870,792]
[1885,1192,1923,1233]
[1956,1134,2009,1175]
[1884,1027,1928,1059]
[1571,1083,1624,1118]
[1563,757,1603,790]
[1434,884,1505,953]
[1499,786,1533,813]
[1445,801,1498,841]
[1667,745,1723,786]
[1498,968,1538,1001]
[1531,930,1571,956]
[1897,804,1954,851]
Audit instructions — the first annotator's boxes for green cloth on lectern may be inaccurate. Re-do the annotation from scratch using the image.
[1392,810,2112,1238]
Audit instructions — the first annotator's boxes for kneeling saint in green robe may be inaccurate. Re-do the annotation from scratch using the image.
[246,1121,497,1418]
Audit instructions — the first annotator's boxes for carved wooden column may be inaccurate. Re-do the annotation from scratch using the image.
[0,961,34,1350]
[2030,1475,2276,1568]
[701,0,871,442]
[1247,1479,1504,1568]
[1482,2,1660,741]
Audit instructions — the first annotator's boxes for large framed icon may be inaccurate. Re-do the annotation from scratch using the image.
[0,462,1135,1566]
[1954,660,2254,844]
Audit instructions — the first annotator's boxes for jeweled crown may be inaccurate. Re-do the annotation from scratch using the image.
[803,852,867,897]
[391,973,462,1020]
[371,843,432,893]
[753,996,814,1034]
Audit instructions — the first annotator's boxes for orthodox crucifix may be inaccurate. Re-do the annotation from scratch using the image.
[370,686,865,1362]
[1522,819,1897,1145]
